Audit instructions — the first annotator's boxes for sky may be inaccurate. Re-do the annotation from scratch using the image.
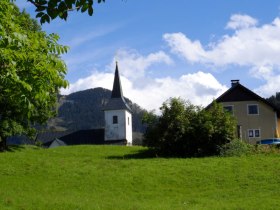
[17,0,280,112]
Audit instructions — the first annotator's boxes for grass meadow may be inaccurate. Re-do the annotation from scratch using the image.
[0,145,280,210]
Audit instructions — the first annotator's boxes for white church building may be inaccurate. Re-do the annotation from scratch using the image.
[39,62,133,147]
[103,62,133,145]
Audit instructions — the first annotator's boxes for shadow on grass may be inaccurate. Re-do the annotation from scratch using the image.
[107,148,158,160]
[4,145,26,152]
[4,145,40,152]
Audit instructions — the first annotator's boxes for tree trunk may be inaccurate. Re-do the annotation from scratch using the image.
[0,136,7,152]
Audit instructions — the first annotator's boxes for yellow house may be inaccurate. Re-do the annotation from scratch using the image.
[214,80,280,144]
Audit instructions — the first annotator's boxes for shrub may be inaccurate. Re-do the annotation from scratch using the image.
[143,98,237,157]
[254,144,280,154]
[220,139,253,157]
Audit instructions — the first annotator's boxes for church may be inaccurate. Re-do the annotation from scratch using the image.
[103,62,133,145]
[42,62,133,148]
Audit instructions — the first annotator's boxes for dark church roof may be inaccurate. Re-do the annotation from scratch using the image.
[42,129,127,147]
[212,80,280,116]
[103,62,132,113]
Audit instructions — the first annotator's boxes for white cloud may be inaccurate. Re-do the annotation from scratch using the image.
[62,14,280,110]
[163,15,280,97]
[249,65,274,80]
[107,48,173,81]
[164,16,280,67]
[163,33,206,63]
[255,74,280,97]
[61,49,227,111]
[226,14,258,30]
[164,17,280,67]
[61,72,114,94]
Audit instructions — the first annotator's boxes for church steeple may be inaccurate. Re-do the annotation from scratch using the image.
[103,62,132,113]
[103,62,133,145]
[111,62,123,99]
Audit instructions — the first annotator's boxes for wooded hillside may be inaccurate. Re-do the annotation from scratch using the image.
[46,87,146,133]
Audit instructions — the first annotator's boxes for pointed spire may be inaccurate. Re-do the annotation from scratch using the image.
[111,61,124,99]
[103,62,132,113]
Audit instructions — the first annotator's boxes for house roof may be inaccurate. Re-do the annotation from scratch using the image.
[49,139,67,148]
[42,129,127,147]
[103,62,132,113]
[212,81,280,117]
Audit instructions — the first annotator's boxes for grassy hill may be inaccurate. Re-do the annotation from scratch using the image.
[0,146,280,210]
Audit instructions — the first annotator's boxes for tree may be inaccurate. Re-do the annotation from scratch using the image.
[197,101,237,156]
[267,92,280,110]
[143,98,237,157]
[25,0,105,24]
[0,1,68,151]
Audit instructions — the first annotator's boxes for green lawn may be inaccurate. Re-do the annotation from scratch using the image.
[0,145,279,210]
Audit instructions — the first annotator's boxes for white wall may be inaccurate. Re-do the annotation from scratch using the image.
[125,111,132,145]
[104,110,132,144]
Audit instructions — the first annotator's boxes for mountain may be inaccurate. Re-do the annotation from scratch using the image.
[8,88,147,145]
[45,87,146,134]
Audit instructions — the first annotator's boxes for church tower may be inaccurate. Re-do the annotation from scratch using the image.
[103,62,133,145]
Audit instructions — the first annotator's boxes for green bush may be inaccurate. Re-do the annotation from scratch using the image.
[143,98,237,157]
[220,139,253,157]
[254,144,280,154]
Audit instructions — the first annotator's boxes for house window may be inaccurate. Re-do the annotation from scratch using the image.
[248,129,260,138]
[128,117,130,125]
[223,105,233,114]
[113,116,118,124]
[248,130,254,137]
[248,104,259,115]
[255,129,260,137]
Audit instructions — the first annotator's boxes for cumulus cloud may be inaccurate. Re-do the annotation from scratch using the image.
[163,33,206,63]
[61,49,227,111]
[107,48,173,81]
[164,15,280,97]
[164,17,280,67]
[62,14,280,110]
[226,14,258,30]
[254,74,280,97]
[62,72,114,94]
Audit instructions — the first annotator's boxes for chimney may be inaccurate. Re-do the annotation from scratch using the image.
[231,80,239,87]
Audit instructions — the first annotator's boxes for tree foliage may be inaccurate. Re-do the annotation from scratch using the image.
[143,98,237,157]
[24,0,105,24]
[267,92,280,110]
[0,0,68,150]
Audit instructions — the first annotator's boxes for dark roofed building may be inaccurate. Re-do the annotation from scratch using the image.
[209,80,280,143]
[41,62,133,148]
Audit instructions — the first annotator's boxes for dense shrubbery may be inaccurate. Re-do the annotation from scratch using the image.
[220,139,254,157]
[254,144,280,154]
[143,98,237,157]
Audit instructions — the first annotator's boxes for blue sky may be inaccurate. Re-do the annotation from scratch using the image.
[18,0,280,111]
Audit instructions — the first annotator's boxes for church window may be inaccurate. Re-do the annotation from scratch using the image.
[113,116,118,124]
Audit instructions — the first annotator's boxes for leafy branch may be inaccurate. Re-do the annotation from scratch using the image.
[26,0,105,24]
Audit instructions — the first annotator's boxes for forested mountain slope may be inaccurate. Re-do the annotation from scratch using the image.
[46,87,146,133]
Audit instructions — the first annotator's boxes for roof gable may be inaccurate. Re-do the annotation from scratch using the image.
[215,82,280,116]
[216,83,262,102]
